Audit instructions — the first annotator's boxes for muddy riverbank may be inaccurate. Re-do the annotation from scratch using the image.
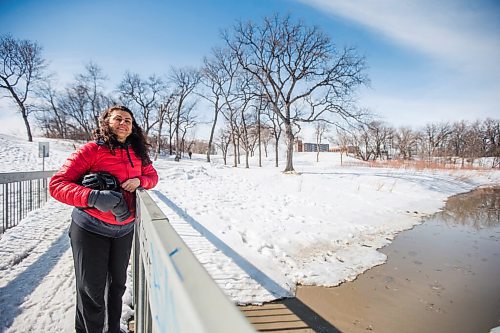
[244,187,500,333]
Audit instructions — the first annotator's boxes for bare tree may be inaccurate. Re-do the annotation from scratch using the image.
[260,125,273,159]
[394,127,418,160]
[215,127,232,165]
[423,122,452,162]
[224,14,367,172]
[118,72,164,135]
[333,128,351,166]
[367,121,392,160]
[76,62,109,130]
[36,81,68,139]
[463,121,484,167]
[200,48,230,162]
[154,92,176,160]
[253,93,267,167]
[0,34,47,141]
[203,46,245,167]
[449,120,469,166]
[60,84,95,140]
[169,67,200,161]
[350,124,375,161]
[246,121,261,158]
[481,118,500,167]
[224,113,240,167]
[234,73,256,168]
[263,106,284,167]
[179,102,198,157]
[159,97,178,156]
[314,122,329,162]
[55,64,112,140]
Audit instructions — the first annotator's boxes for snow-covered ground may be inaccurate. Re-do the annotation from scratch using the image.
[1,133,499,332]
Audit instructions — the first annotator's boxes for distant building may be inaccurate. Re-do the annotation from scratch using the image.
[294,139,329,152]
[329,146,358,154]
[294,139,303,152]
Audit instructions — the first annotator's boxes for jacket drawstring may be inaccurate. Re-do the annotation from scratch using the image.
[125,144,135,168]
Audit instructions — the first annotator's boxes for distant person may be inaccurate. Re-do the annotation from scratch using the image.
[49,105,158,333]
[188,150,192,159]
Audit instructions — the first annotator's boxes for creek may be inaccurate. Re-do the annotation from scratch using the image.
[297,186,500,333]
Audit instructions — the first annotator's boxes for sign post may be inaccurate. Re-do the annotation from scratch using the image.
[38,142,50,171]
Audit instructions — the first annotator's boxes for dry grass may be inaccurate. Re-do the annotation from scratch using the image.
[363,159,494,171]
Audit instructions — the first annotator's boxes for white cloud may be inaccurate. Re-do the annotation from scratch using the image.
[294,0,500,125]
[296,0,500,76]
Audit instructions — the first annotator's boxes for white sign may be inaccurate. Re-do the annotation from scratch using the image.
[39,142,49,158]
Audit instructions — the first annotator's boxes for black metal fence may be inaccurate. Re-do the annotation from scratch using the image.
[0,170,56,233]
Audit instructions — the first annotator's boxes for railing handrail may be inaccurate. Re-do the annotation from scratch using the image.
[134,189,256,333]
[0,170,57,184]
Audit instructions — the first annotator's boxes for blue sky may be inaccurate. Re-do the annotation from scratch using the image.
[1,0,499,137]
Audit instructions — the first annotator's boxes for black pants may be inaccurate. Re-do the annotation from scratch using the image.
[69,221,133,333]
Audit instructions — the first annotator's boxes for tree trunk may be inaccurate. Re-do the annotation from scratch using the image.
[237,140,241,165]
[232,134,237,167]
[175,111,181,161]
[155,121,163,161]
[207,102,219,163]
[258,109,262,167]
[22,110,33,142]
[274,140,279,167]
[284,121,294,172]
[11,89,33,142]
[207,121,216,162]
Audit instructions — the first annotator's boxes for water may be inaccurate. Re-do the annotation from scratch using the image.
[296,187,500,333]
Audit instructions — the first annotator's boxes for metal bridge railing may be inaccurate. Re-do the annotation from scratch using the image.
[0,170,56,233]
[134,189,256,333]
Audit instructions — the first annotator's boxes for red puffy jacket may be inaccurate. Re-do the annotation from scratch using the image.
[49,141,159,225]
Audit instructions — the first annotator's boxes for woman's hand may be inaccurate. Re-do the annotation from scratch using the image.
[121,178,141,192]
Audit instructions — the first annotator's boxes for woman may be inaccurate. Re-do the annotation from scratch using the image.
[50,105,158,333]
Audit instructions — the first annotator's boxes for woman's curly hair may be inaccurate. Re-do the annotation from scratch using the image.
[92,105,152,166]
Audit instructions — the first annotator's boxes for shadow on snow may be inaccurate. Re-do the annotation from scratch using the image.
[0,228,70,332]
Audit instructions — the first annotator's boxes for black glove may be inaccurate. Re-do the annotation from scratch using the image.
[87,190,131,222]
[81,172,120,191]
[87,190,122,212]
[112,196,131,222]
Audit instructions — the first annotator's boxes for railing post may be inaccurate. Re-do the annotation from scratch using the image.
[37,179,41,208]
[3,183,8,231]
[18,181,22,223]
[29,180,33,211]
[44,178,48,202]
